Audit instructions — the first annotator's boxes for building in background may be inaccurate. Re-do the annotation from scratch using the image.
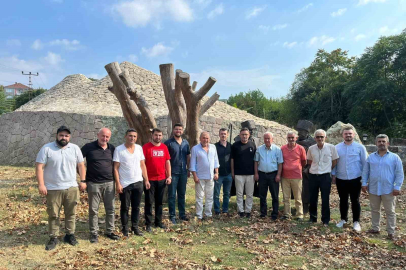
[4,83,30,99]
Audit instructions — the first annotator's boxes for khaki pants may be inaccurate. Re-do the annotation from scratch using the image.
[235,175,254,213]
[369,193,396,235]
[87,181,115,235]
[281,178,303,218]
[46,187,79,237]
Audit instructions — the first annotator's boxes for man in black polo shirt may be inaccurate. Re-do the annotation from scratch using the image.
[231,127,256,217]
[214,128,232,215]
[81,128,119,243]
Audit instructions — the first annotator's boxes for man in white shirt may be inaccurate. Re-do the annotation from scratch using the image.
[113,129,149,237]
[307,129,339,225]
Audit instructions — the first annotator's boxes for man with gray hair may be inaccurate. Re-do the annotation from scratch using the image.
[190,132,219,220]
[307,129,339,225]
[362,134,404,240]
[254,132,283,220]
[81,127,119,243]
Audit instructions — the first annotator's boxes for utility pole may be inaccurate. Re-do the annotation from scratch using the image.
[21,71,39,100]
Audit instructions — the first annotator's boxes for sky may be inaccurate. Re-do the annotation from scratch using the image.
[1,0,405,99]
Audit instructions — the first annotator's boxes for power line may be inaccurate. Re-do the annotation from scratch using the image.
[22,71,39,89]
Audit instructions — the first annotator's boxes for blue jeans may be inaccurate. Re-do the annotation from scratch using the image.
[213,174,233,213]
[168,173,188,218]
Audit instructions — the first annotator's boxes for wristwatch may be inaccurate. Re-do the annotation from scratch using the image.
[80,180,86,183]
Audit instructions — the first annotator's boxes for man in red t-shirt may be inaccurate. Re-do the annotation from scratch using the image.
[143,128,171,232]
[281,131,307,220]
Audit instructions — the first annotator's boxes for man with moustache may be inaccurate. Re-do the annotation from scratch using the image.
[190,132,219,220]
[82,128,119,243]
[36,126,86,250]
[214,128,232,215]
[254,132,284,220]
[143,128,171,232]
[362,134,404,240]
[113,129,149,237]
[332,126,368,232]
[307,129,339,225]
[165,123,191,224]
[232,127,256,218]
[280,131,307,220]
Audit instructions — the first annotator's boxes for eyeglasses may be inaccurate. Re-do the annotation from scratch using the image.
[316,136,325,139]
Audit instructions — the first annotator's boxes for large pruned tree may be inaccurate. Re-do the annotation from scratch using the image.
[105,62,219,146]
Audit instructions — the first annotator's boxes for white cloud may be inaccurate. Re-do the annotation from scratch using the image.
[6,39,21,47]
[44,52,64,65]
[297,3,313,13]
[49,39,81,50]
[283,41,297,48]
[111,0,193,28]
[194,0,212,9]
[207,3,224,19]
[32,39,44,50]
[379,26,400,35]
[273,24,288,30]
[246,6,266,19]
[128,54,139,62]
[308,35,336,46]
[355,34,366,41]
[141,42,174,57]
[358,0,388,5]
[259,25,270,33]
[331,8,347,17]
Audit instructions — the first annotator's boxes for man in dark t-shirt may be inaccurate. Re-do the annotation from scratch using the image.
[81,128,119,243]
[231,127,256,217]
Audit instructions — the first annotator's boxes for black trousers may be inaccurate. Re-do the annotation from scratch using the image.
[119,182,143,232]
[309,173,331,224]
[258,171,279,218]
[302,171,310,214]
[144,179,166,226]
[336,177,362,222]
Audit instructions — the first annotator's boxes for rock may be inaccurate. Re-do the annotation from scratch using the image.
[325,121,362,145]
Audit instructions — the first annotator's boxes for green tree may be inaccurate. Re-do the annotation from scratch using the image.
[0,85,6,114]
[14,88,47,109]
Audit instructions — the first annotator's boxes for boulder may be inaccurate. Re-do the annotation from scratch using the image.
[325,121,362,145]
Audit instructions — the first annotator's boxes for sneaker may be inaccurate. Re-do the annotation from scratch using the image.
[214,212,221,216]
[170,217,177,225]
[105,233,119,240]
[296,217,304,222]
[336,220,347,228]
[131,227,143,236]
[353,222,361,232]
[122,230,129,237]
[63,234,78,246]
[280,216,289,220]
[89,234,98,243]
[145,225,152,233]
[180,216,190,221]
[323,223,329,227]
[45,237,59,250]
[239,212,245,218]
[245,213,251,218]
[367,229,380,234]
[387,234,395,240]
[156,223,167,229]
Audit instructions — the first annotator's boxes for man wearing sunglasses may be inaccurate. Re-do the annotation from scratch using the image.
[307,129,339,225]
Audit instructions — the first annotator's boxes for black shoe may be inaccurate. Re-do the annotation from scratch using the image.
[156,223,167,229]
[169,217,177,225]
[122,230,129,237]
[280,216,289,220]
[145,225,152,233]
[131,227,144,236]
[180,216,190,221]
[271,217,277,221]
[63,234,78,246]
[239,212,245,217]
[45,237,59,250]
[105,233,119,240]
[245,213,251,218]
[296,217,304,221]
[89,234,98,243]
[260,214,266,218]
[214,212,221,216]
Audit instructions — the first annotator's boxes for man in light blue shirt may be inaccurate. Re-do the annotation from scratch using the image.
[190,132,219,220]
[254,132,283,220]
[332,126,368,232]
[361,134,404,240]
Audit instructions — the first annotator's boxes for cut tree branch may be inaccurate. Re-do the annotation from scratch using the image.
[200,92,220,117]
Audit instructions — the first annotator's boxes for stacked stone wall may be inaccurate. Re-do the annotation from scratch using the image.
[0,111,290,166]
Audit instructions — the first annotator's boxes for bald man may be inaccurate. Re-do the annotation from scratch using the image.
[81,128,119,243]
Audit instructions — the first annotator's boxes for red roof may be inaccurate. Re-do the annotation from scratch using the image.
[4,82,30,89]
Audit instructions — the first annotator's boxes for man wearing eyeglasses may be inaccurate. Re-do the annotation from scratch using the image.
[307,129,339,225]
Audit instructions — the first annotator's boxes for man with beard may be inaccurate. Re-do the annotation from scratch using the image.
[143,128,171,232]
[82,127,119,243]
[362,134,404,240]
[332,126,368,232]
[36,126,86,250]
[190,132,219,220]
[165,123,191,224]
[114,129,149,237]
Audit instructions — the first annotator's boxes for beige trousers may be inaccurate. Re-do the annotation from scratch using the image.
[369,193,396,235]
[281,178,303,218]
[235,175,255,213]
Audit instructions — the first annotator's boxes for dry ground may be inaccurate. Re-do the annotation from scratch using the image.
[0,166,405,270]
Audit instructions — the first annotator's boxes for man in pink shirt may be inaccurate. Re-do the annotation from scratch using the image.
[281,131,307,220]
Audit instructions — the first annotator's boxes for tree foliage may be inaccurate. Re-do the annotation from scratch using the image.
[14,88,47,110]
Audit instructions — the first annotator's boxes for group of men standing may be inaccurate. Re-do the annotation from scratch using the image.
[36,122,404,251]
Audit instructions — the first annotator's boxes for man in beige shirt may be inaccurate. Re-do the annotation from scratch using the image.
[307,129,339,225]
